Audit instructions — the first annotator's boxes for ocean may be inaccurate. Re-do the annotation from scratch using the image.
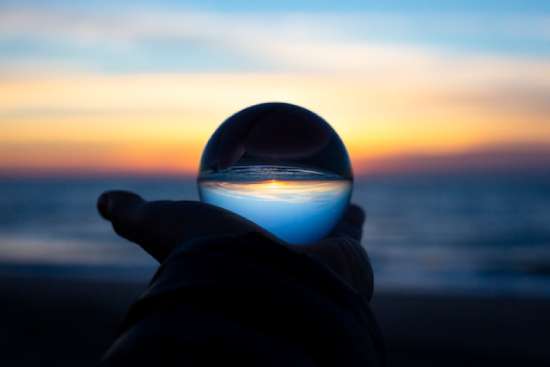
[1,173,550,297]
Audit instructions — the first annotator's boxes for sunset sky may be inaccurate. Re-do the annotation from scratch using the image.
[1,0,549,176]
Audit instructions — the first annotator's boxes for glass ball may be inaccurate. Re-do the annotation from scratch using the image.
[197,102,353,244]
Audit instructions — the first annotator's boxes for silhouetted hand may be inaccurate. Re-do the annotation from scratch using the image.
[97,191,373,301]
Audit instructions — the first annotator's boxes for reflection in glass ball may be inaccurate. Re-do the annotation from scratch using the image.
[197,102,353,244]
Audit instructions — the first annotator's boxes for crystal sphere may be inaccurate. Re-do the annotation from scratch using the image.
[197,102,353,244]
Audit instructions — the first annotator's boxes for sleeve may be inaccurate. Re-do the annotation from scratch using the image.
[100,232,385,367]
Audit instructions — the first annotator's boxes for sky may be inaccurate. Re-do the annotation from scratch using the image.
[1,0,549,176]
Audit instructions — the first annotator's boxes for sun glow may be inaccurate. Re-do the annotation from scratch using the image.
[200,180,351,203]
[1,4,549,176]
[2,71,549,176]
[199,178,352,243]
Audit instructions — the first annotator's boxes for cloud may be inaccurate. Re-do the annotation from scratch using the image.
[444,82,550,119]
[0,5,549,175]
[1,6,548,91]
[357,143,550,176]
[2,6,550,43]
[0,6,549,73]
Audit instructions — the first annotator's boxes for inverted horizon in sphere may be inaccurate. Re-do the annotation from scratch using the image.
[199,166,352,244]
[197,103,353,244]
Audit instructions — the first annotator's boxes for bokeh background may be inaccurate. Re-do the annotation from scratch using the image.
[1,1,550,365]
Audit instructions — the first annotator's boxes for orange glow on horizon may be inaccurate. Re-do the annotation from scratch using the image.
[2,72,550,176]
[199,179,351,203]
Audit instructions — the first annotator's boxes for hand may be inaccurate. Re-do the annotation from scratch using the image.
[290,204,374,301]
[97,191,373,301]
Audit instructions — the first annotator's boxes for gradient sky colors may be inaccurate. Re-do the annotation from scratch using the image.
[1,1,549,176]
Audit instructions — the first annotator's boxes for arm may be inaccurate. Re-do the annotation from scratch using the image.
[98,191,384,366]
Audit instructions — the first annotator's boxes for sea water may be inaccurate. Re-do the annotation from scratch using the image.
[198,165,352,244]
[2,175,550,296]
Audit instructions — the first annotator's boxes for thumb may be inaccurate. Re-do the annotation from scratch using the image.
[97,190,144,223]
[97,190,274,262]
[97,190,171,261]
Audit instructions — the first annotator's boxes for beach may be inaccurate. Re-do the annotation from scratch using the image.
[1,274,549,366]
[2,0,550,364]
[1,176,549,365]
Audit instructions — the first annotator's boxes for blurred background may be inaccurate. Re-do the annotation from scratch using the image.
[1,1,549,366]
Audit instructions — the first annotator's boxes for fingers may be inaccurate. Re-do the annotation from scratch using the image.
[342,203,366,227]
[334,236,374,302]
[329,203,366,241]
[289,203,373,301]
[97,190,272,262]
[292,237,374,302]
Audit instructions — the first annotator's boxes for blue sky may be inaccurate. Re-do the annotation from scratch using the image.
[4,0,550,12]
[0,0,549,73]
[1,0,549,175]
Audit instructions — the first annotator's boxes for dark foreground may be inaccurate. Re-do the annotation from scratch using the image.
[1,276,549,366]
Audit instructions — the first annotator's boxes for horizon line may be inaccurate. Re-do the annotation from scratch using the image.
[3,142,550,179]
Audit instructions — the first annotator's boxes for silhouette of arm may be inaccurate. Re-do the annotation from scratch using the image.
[97,191,384,366]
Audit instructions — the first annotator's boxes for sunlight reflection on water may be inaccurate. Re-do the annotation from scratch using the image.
[198,168,352,244]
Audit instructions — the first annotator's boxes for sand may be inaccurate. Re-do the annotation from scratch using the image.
[0,275,549,366]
